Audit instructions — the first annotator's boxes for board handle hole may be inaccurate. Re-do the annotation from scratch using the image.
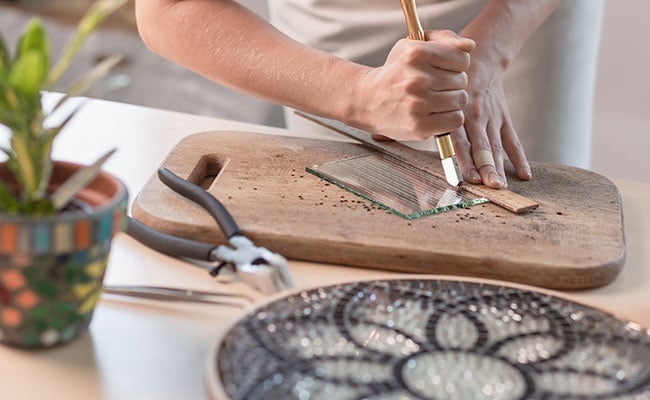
[188,155,230,190]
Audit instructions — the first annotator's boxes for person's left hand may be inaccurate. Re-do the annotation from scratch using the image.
[451,54,532,189]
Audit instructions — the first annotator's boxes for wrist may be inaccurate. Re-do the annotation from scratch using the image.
[460,27,513,74]
[462,0,561,73]
[329,59,374,130]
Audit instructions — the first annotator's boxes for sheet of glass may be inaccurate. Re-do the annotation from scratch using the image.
[306,153,487,219]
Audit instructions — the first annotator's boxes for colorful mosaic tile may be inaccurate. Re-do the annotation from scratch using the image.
[0,241,117,347]
[0,176,128,348]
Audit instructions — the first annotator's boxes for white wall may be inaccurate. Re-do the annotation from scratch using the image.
[592,0,650,183]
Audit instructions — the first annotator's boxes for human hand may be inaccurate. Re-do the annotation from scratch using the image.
[451,53,532,189]
[352,30,475,141]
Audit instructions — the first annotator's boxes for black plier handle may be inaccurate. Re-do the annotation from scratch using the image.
[158,167,242,239]
[126,168,292,294]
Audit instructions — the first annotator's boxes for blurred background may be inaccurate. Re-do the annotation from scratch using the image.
[0,0,648,183]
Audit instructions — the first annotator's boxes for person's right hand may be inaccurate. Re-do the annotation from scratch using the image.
[351,30,475,141]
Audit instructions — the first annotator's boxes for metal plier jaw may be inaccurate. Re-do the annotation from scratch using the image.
[126,167,295,296]
[215,236,293,295]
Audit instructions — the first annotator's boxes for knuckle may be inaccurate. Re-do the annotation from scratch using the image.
[461,52,471,70]
[403,115,419,132]
[404,96,427,114]
[403,74,429,94]
[447,49,471,72]
[407,120,428,139]
[427,29,456,41]
[509,138,524,152]
[468,104,482,120]
[403,44,428,64]
[439,29,457,40]
[459,72,468,88]
[453,136,472,152]
[491,142,504,155]
[430,71,452,90]
[472,136,492,149]
[448,110,465,129]
[459,90,469,108]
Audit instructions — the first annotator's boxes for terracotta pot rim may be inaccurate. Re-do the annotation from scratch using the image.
[0,160,128,223]
[0,161,129,255]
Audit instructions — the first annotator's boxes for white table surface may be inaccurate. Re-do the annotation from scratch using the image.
[1,97,648,400]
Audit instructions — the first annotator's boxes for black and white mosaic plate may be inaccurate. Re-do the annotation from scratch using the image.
[208,279,650,400]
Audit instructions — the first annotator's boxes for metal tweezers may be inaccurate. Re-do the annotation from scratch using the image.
[102,285,254,308]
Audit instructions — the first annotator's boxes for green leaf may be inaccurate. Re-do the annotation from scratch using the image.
[1,0,129,216]
[35,131,54,200]
[8,50,48,97]
[23,197,55,214]
[52,53,122,113]
[50,148,115,210]
[0,31,10,72]
[0,107,23,130]
[16,19,50,63]
[47,0,128,88]
[0,181,20,213]
[1,86,22,112]
[46,101,84,141]
[0,67,9,94]
[9,134,38,200]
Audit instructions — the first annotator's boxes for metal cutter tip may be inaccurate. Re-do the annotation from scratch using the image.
[436,133,463,187]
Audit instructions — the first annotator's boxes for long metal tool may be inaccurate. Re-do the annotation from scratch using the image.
[297,111,539,214]
[400,0,463,187]
[102,285,252,308]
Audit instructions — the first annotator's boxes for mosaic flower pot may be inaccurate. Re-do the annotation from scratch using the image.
[0,161,128,348]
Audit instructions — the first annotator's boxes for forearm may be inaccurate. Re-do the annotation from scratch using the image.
[461,0,561,71]
[135,0,368,124]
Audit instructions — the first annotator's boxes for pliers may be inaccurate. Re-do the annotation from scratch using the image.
[126,167,293,295]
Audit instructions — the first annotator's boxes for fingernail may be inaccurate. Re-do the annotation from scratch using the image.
[488,172,503,188]
[470,169,481,182]
[521,166,532,180]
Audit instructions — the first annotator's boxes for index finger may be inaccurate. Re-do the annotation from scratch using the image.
[423,42,471,72]
[425,30,476,52]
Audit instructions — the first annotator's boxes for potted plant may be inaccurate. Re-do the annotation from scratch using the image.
[0,0,129,348]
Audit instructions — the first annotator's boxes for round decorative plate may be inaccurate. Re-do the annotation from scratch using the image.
[208,279,650,400]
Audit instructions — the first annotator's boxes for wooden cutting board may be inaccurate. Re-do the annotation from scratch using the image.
[132,131,626,290]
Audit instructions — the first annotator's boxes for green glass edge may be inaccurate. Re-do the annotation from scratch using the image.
[306,166,489,220]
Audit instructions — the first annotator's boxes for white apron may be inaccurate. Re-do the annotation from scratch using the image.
[269,0,604,167]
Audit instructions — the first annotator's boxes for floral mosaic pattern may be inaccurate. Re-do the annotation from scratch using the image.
[216,280,650,400]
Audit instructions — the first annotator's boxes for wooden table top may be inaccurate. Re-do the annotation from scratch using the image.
[1,95,649,399]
